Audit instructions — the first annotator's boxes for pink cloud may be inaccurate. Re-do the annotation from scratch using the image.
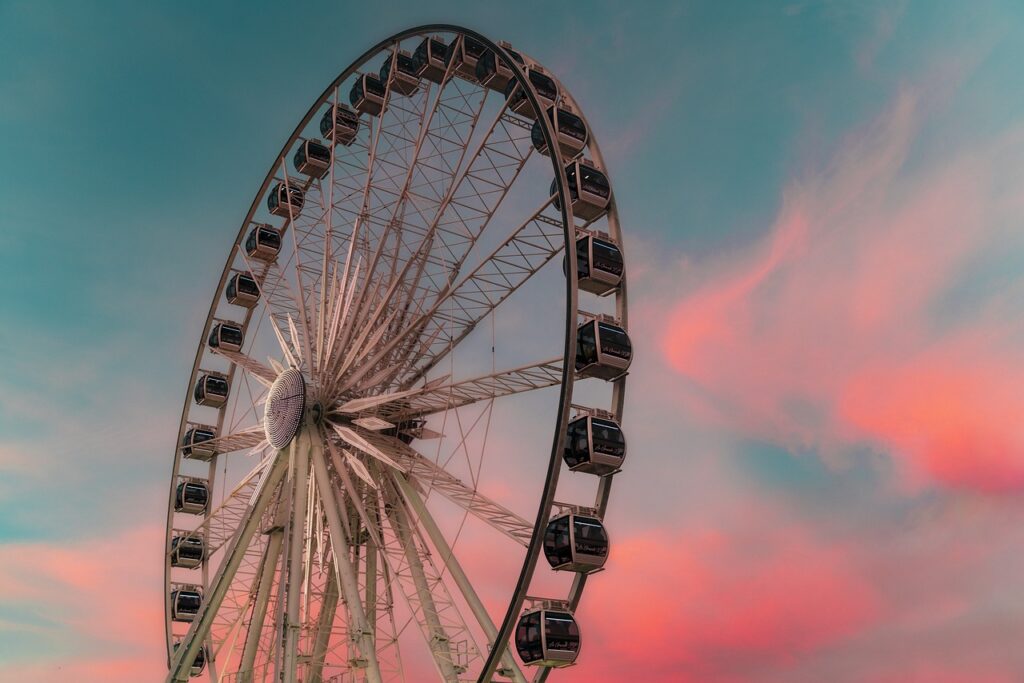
[659,87,1024,492]
[0,524,166,683]
[556,516,881,683]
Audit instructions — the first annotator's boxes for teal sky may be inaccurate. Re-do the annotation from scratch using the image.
[3,1,1024,681]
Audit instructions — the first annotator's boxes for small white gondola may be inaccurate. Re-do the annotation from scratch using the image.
[319,104,360,146]
[350,73,386,116]
[170,586,202,623]
[379,50,421,96]
[564,412,625,476]
[181,424,217,460]
[244,224,282,262]
[505,66,558,118]
[292,138,332,179]
[572,232,623,295]
[267,182,304,218]
[551,158,611,222]
[173,642,207,678]
[475,43,524,92]
[412,36,449,84]
[170,534,206,569]
[225,272,260,308]
[575,316,632,380]
[208,322,243,353]
[174,479,209,515]
[193,372,229,408]
[446,34,486,79]
[515,603,581,667]
[532,106,589,159]
[543,511,609,573]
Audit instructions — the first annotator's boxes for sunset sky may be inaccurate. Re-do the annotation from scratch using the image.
[3,1,1024,681]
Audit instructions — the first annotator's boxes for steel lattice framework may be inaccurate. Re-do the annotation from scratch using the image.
[164,25,628,683]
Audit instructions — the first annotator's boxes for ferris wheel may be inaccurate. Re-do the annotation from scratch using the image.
[164,24,631,683]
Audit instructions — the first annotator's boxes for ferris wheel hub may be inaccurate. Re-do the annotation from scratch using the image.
[264,368,307,449]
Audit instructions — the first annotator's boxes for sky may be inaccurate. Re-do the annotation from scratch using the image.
[2,0,1024,681]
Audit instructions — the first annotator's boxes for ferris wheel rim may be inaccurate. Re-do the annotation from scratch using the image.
[162,23,627,683]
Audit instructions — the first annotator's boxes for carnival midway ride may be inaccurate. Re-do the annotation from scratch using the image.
[164,25,631,683]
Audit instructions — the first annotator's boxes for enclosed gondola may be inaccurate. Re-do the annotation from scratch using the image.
[505,67,558,118]
[350,73,387,116]
[543,512,609,573]
[181,425,217,460]
[412,36,449,83]
[575,317,632,380]
[551,158,611,222]
[267,182,304,218]
[174,480,209,515]
[244,224,282,262]
[193,372,229,408]
[293,138,332,178]
[170,534,206,569]
[515,606,581,667]
[225,272,260,308]
[173,642,207,677]
[475,44,524,92]
[572,232,623,295]
[564,412,625,475]
[532,106,588,159]
[208,322,244,353]
[319,103,360,146]
[446,35,486,79]
[380,50,421,96]
[170,587,202,623]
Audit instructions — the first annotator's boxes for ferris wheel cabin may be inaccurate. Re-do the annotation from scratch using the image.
[174,480,209,515]
[552,158,611,222]
[181,425,217,460]
[515,606,581,667]
[532,106,589,159]
[475,44,525,92]
[544,512,610,573]
[194,372,229,408]
[244,224,282,262]
[173,642,207,678]
[573,233,623,295]
[576,318,632,380]
[350,73,387,116]
[319,103,360,146]
[564,413,625,476]
[380,50,421,96]
[267,182,305,218]
[170,534,206,569]
[225,272,260,308]
[293,138,332,179]
[412,37,449,84]
[505,67,558,118]
[446,35,486,80]
[170,587,203,623]
[208,322,244,353]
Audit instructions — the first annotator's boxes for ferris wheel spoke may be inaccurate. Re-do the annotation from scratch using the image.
[402,199,566,386]
[236,501,286,683]
[306,559,340,682]
[311,436,386,683]
[168,453,289,682]
[389,357,563,423]
[346,94,531,387]
[378,472,481,681]
[212,349,278,385]
[411,102,536,301]
[391,472,528,683]
[355,431,532,546]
